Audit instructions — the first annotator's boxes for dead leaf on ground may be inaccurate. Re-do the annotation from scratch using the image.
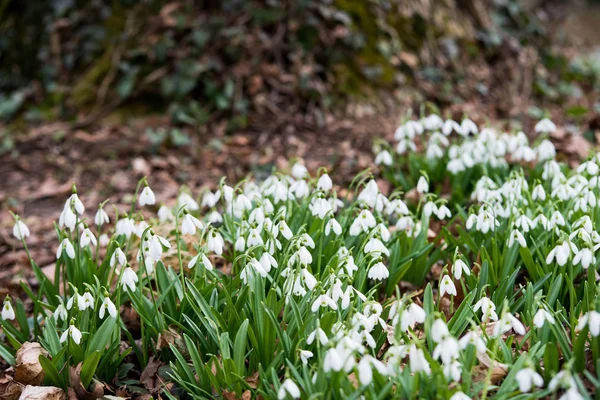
[563,134,591,159]
[18,385,66,400]
[14,342,48,386]
[69,363,104,400]
[0,378,23,400]
[473,352,509,384]
[140,357,162,392]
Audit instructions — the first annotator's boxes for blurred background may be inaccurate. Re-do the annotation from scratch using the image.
[0,0,599,285]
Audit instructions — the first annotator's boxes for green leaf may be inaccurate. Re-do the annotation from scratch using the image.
[233,319,249,375]
[86,316,117,357]
[80,350,101,388]
[39,354,63,388]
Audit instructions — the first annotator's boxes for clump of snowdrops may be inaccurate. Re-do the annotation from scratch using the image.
[1,116,599,399]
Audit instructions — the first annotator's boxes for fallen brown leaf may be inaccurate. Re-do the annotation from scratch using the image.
[14,343,48,386]
[19,386,66,400]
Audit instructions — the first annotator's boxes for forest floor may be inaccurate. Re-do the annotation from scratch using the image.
[0,3,599,301]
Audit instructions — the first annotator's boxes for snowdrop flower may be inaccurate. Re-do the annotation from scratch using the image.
[368,261,389,281]
[201,190,221,208]
[178,192,199,211]
[450,392,471,400]
[396,303,426,331]
[436,204,451,220]
[452,258,470,280]
[461,118,478,135]
[299,350,313,365]
[444,360,462,382]
[533,308,555,328]
[307,327,328,346]
[311,294,338,312]
[54,303,68,322]
[56,238,76,259]
[323,348,343,372]
[439,275,456,297]
[349,209,376,236]
[116,218,136,238]
[559,388,584,400]
[532,184,546,201]
[535,118,556,133]
[473,297,498,321]
[157,205,174,222]
[508,229,527,248]
[493,312,526,336]
[442,119,462,136]
[458,331,486,353]
[138,185,155,206]
[60,321,82,345]
[207,231,224,255]
[79,292,94,310]
[80,227,97,248]
[375,150,393,166]
[515,367,544,393]
[189,253,213,271]
[317,174,333,191]
[408,345,431,375]
[2,298,15,320]
[417,176,429,194]
[577,310,600,337]
[364,238,389,257]
[310,197,332,219]
[99,295,117,319]
[573,247,595,269]
[546,241,574,266]
[325,219,342,236]
[94,207,109,226]
[121,267,138,292]
[181,213,203,235]
[291,163,308,179]
[110,247,127,269]
[59,206,76,231]
[67,193,85,215]
[12,218,30,240]
[277,379,300,399]
[423,201,438,218]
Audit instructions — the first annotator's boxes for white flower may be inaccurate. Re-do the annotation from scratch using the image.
[473,297,498,321]
[408,345,430,375]
[573,247,595,269]
[60,322,82,345]
[325,219,342,236]
[439,275,456,297]
[431,319,450,343]
[80,228,97,248]
[207,231,225,255]
[311,294,338,312]
[535,118,556,133]
[323,348,343,372]
[278,379,300,399]
[450,392,471,400]
[533,309,555,328]
[375,150,393,166]
[110,247,127,268]
[417,176,429,194]
[307,327,328,346]
[461,118,478,135]
[436,204,452,220]
[139,186,156,206]
[67,193,85,215]
[452,259,470,280]
[532,184,546,201]
[546,242,573,266]
[368,262,389,281]
[317,174,333,191]
[299,350,313,365]
[291,163,308,179]
[181,213,203,235]
[515,368,544,392]
[12,219,30,240]
[2,299,15,320]
[577,310,600,337]
[94,208,110,226]
[349,209,376,236]
[157,205,174,222]
[493,312,526,336]
[559,388,584,400]
[458,331,486,353]
[53,304,68,322]
[508,229,527,248]
[178,192,199,211]
[99,296,117,319]
[56,238,76,259]
[121,267,138,292]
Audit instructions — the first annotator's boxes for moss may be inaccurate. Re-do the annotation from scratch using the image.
[67,48,114,109]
